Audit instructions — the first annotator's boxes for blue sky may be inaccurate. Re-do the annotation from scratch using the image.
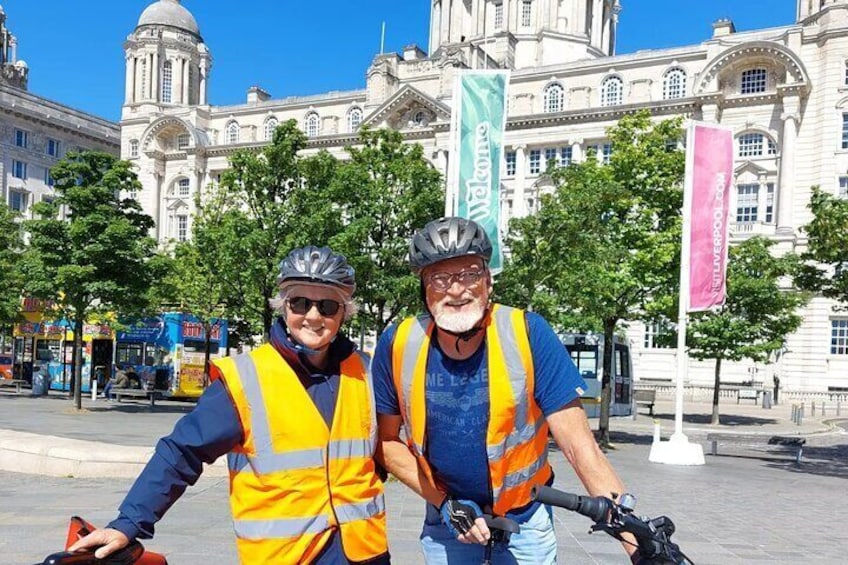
[3,0,796,122]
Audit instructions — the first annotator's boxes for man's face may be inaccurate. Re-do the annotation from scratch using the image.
[422,255,491,333]
[283,283,346,351]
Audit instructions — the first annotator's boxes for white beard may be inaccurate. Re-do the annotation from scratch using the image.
[433,301,486,333]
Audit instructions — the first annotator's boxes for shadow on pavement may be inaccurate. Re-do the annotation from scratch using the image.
[85,403,193,415]
[653,411,780,427]
[765,444,848,479]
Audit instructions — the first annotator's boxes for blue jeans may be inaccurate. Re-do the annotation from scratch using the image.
[420,503,557,564]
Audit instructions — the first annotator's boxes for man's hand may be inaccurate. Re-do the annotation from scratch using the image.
[67,527,130,559]
[439,497,490,545]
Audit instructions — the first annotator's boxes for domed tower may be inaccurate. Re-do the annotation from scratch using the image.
[798,0,848,23]
[123,0,211,113]
[0,4,29,89]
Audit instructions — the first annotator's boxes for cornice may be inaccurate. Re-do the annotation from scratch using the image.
[506,98,700,130]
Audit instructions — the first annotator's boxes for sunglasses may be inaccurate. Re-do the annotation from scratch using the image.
[287,296,343,317]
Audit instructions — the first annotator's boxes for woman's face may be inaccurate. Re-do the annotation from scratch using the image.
[283,283,347,352]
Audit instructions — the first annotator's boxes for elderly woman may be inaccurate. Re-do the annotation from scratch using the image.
[70,246,389,564]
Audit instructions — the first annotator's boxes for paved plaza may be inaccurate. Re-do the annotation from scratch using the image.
[0,389,846,564]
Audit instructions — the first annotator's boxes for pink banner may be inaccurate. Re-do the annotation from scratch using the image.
[686,123,732,312]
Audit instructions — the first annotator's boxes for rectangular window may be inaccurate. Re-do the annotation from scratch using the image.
[740,68,767,94]
[15,129,28,148]
[765,183,775,223]
[505,150,516,176]
[594,143,613,164]
[9,190,27,212]
[560,146,573,167]
[840,175,848,198]
[544,148,558,169]
[12,160,27,180]
[47,139,61,157]
[736,184,759,223]
[44,168,54,187]
[843,114,848,150]
[178,178,190,197]
[494,2,503,30]
[521,0,533,27]
[177,215,188,242]
[129,139,139,158]
[527,198,535,212]
[644,321,673,349]
[738,133,764,157]
[177,134,190,150]
[831,318,848,355]
[529,149,541,174]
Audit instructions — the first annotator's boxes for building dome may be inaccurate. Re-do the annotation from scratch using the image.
[137,0,199,35]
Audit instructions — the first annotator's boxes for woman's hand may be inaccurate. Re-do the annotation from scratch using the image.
[68,527,130,559]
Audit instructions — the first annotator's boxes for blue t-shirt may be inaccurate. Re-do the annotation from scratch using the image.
[372,310,587,517]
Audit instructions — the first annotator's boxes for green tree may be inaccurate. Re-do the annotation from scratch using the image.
[687,237,806,425]
[329,128,445,338]
[22,151,157,409]
[498,112,685,447]
[193,120,343,340]
[0,203,24,350]
[797,187,848,306]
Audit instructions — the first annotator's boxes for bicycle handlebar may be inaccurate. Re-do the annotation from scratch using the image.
[531,485,693,565]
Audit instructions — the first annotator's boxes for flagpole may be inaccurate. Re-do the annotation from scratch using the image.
[380,22,386,55]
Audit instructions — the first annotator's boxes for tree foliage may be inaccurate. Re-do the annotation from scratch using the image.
[497,111,685,446]
[687,237,806,424]
[22,151,157,409]
[0,203,24,328]
[329,128,445,338]
[797,186,848,307]
[193,120,343,339]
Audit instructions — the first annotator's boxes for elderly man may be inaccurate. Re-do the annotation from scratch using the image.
[71,246,389,564]
[373,217,636,564]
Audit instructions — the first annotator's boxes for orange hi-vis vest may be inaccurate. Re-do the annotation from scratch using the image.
[214,344,387,564]
[391,304,552,516]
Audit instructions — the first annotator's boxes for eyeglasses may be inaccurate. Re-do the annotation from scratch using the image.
[287,296,343,317]
[427,268,485,292]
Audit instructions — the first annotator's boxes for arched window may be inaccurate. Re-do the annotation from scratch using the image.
[177,178,190,197]
[305,112,320,137]
[543,83,564,113]
[347,107,363,132]
[737,132,777,158]
[600,76,623,107]
[662,68,686,100]
[264,117,279,141]
[162,60,172,103]
[226,121,240,144]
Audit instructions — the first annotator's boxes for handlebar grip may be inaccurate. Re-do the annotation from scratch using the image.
[531,485,611,523]
[39,541,144,565]
[483,514,520,534]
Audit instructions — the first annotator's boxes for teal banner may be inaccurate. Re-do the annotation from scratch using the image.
[452,71,509,273]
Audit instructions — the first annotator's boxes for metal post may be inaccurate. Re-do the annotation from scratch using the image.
[837,401,841,417]
[791,404,797,424]
[822,402,826,417]
[811,401,816,417]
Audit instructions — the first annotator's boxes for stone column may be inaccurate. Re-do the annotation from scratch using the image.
[199,59,208,105]
[173,58,184,105]
[183,60,191,104]
[700,102,720,124]
[513,145,527,218]
[571,139,583,163]
[151,51,159,103]
[125,56,134,104]
[135,57,144,101]
[777,96,800,234]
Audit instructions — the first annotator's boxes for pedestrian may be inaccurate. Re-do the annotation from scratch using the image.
[103,364,130,400]
[70,246,389,564]
[373,217,637,564]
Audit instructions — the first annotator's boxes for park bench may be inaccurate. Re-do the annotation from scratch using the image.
[112,388,163,411]
[706,432,805,464]
[1,379,28,394]
[736,388,761,404]
[633,389,656,416]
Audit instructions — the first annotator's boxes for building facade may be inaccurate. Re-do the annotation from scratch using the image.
[124,0,848,393]
[0,6,120,220]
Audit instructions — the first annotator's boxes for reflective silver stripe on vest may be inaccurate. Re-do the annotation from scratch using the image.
[502,451,548,490]
[399,316,430,456]
[233,515,330,540]
[334,494,386,524]
[494,306,530,430]
[356,350,378,454]
[486,416,546,461]
[235,353,273,451]
[328,438,373,460]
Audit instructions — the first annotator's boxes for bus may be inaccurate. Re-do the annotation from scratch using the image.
[561,333,633,418]
[114,313,228,399]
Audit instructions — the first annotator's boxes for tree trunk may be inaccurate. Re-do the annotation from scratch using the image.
[597,318,617,449]
[263,302,274,343]
[711,357,722,425]
[73,317,84,411]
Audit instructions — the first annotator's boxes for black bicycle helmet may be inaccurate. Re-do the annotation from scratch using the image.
[277,246,355,292]
[409,217,493,271]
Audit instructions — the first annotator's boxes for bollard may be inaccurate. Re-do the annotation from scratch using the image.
[822,402,827,417]
[799,403,804,426]
[791,404,797,424]
[653,420,661,444]
[811,401,816,417]
[91,380,98,402]
[838,401,842,417]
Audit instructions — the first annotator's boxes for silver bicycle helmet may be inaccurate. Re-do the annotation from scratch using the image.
[277,246,356,293]
[409,217,493,271]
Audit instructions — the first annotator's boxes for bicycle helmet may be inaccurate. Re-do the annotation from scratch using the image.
[409,217,493,272]
[277,246,356,293]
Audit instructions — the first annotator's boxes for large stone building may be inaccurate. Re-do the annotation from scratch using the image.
[0,6,120,219]
[124,0,848,394]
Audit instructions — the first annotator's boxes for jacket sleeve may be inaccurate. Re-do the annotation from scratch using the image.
[107,378,243,540]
